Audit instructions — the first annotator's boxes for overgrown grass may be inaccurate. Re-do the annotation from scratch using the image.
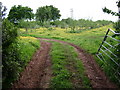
[3,36,40,88]
[50,41,91,88]
[20,24,114,54]
[17,36,40,67]
[50,42,72,88]
[19,24,119,86]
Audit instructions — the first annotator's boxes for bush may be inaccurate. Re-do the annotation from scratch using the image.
[2,19,18,46]
[113,21,120,33]
[2,19,19,88]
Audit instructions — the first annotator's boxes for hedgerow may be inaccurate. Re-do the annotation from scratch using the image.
[2,19,40,88]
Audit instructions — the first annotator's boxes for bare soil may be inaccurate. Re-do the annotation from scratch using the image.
[12,41,52,88]
[12,38,118,89]
[39,38,118,88]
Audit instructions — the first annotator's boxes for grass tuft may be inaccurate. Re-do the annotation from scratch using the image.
[50,41,91,88]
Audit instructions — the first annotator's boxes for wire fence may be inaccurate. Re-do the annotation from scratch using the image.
[96,28,120,84]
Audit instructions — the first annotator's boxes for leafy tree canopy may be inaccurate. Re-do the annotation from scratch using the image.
[36,5,61,23]
[0,2,7,20]
[102,0,120,17]
[103,7,120,16]
[8,5,34,24]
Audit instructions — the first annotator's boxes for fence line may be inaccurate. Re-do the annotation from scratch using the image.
[96,28,120,84]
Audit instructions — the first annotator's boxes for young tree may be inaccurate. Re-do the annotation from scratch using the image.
[8,5,34,24]
[18,19,30,32]
[103,0,120,32]
[36,5,61,24]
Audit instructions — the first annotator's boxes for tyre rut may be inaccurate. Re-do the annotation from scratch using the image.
[12,41,52,88]
[12,38,118,88]
[39,38,117,88]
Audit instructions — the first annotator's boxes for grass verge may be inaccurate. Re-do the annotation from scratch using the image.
[3,36,40,88]
[50,41,91,88]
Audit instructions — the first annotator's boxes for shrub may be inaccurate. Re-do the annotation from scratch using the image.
[2,19,40,88]
[2,19,18,88]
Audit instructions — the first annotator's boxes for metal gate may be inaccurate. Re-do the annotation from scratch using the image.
[96,28,120,84]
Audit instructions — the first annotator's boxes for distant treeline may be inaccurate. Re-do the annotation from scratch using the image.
[50,18,113,29]
[3,4,113,31]
[18,18,113,30]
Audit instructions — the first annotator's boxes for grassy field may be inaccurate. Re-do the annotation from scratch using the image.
[18,24,120,86]
[6,24,119,88]
[20,24,115,55]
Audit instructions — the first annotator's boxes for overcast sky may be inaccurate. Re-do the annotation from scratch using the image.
[1,0,119,21]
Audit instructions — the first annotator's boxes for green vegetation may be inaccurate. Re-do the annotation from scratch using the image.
[1,1,120,88]
[1,5,39,87]
[103,0,120,57]
[50,42,72,88]
[0,4,40,88]
[2,19,40,88]
[17,36,40,67]
[21,24,114,54]
[102,1,120,85]
[50,42,91,88]
[2,36,40,88]
[20,24,120,86]
[2,19,18,88]
[8,5,34,24]
[103,0,120,18]
[0,2,6,89]
[2,13,40,88]
[51,18,113,32]
[36,5,61,24]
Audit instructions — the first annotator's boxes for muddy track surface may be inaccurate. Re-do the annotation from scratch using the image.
[39,38,118,88]
[12,38,118,89]
[12,41,52,88]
